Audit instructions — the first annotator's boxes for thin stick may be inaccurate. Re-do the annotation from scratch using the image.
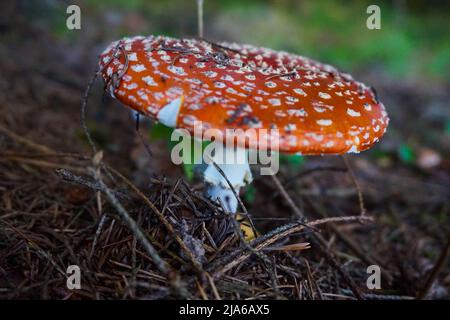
[80,42,128,157]
[270,172,304,219]
[206,273,221,300]
[81,69,100,155]
[417,233,450,299]
[136,124,153,158]
[89,214,107,258]
[56,168,127,199]
[207,157,257,236]
[342,155,366,217]
[197,0,204,38]
[89,168,170,276]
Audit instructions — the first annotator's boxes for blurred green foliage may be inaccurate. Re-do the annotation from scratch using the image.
[280,153,305,167]
[398,143,415,165]
[75,0,450,82]
[24,0,448,82]
[446,120,450,137]
[151,123,209,181]
[244,184,256,205]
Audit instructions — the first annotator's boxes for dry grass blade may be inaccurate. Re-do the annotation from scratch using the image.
[270,172,304,219]
[264,242,311,252]
[342,155,366,217]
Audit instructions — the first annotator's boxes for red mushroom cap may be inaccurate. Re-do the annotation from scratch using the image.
[99,35,388,154]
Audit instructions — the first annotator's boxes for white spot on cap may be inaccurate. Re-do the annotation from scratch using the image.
[222,75,234,82]
[128,52,137,61]
[142,75,157,86]
[319,92,331,99]
[168,65,186,76]
[293,88,307,96]
[287,109,307,117]
[125,83,138,90]
[274,110,287,117]
[286,96,299,103]
[317,119,332,126]
[284,124,297,131]
[102,56,111,64]
[214,82,226,88]
[314,106,326,113]
[203,71,218,78]
[226,87,238,95]
[122,75,132,82]
[268,98,281,106]
[347,108,361,117]
[131,64,146,72]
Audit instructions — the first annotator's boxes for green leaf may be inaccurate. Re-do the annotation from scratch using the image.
[445,120,450,137]
[150,124,212,181]
[244,184,256,204]
[398,144,415,164]
[280,154,305,167]
[150,122,173,140]
[182,163,195,181]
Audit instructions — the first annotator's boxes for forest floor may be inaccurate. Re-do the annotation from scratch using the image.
[0,7,449,300]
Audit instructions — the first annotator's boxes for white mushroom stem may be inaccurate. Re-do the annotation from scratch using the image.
[203,142,253,213]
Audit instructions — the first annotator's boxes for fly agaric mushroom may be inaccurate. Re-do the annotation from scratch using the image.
[98,35,388,213]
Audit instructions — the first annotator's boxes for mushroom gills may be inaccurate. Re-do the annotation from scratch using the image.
[157,96,183,127]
